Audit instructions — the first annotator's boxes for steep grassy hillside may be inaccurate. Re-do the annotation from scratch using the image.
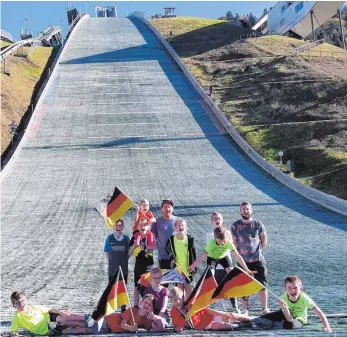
[1,41,12,49]
[1,46,58,155]
[151,18,347,200]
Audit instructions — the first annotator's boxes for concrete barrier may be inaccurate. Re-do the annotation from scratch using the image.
[132,15,347,216]
[0,14,90,183]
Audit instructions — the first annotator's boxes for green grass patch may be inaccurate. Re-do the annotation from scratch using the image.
[274,64,287,72]
[187,63,208,86]
[238,126,281,163]
[150,17,226,37]
[29,46,54,68]
[1,41,12,48]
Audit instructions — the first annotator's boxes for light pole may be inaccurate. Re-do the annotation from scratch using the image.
[61,20,64,48]
[279,151,284,171]
[25,18,28,35]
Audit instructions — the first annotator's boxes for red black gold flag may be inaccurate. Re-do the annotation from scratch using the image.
[91,267,129,321]
[212,267,264,300]
[185,266,217,320]
[100,187,133,229]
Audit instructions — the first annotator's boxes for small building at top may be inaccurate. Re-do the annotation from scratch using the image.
[162,7,176,18]
[95,6,117,18]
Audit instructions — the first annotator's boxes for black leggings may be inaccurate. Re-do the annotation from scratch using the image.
[261,310,296,329]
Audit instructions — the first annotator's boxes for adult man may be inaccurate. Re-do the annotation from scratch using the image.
[231,201,269,315]
[151,199,176,269]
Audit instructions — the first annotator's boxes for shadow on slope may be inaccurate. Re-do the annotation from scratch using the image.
[168,21,254,58]
[51,17,347,230]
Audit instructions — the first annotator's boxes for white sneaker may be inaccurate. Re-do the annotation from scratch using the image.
[292,319,303,329]
[262,308,271,315]
[241,309,249,316]
[84,314,95,328]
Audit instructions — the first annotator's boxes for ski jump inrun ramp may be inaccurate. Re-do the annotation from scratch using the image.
[1,16,346,336]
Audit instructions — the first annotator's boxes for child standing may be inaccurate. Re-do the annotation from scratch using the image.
[10,291,86,336]
[133,199,156,232]
[130,218,156,307]
[188,226,255,275]
[206,212,239,312]
[169,287,253,332]
[104,219,131,312]
[143,268,170,328]
[254,276,332,332]
[165,218,196,297]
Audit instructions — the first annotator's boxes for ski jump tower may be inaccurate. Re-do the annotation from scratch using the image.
[253,1,344,39]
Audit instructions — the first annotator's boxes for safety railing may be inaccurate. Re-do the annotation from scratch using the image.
[0,38,41,62]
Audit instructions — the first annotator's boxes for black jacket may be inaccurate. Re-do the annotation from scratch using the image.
[165,235,197,273]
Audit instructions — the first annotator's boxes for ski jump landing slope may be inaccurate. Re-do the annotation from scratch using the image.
[1,17,346,336]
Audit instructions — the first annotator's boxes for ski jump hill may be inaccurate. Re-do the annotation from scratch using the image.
[1,15,347,336]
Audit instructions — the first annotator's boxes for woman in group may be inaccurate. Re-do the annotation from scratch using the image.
[62,294,165,334]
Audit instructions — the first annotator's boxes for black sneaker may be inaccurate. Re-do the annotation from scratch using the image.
[49,327,62,336]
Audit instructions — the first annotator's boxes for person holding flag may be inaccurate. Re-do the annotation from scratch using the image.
[169,287,253,332]
[231,201,269,315]
[132,198,156,233]
[206,212,239,312]
[143,268,170,328]
[129,218,156,307]
[103,219,131,313]
[104,294,165,333]
[72,267,165,334]
[165,218,196,297]
[61,295,165,334]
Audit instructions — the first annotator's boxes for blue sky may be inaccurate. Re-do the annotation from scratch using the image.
[1,1,277,40]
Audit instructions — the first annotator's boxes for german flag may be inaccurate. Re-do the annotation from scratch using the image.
[185,266,217,320]
[91,267,129,321]
[212,267,264,300]
[104,187,133,229]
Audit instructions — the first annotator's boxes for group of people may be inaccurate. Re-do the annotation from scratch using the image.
[9,199,332,335]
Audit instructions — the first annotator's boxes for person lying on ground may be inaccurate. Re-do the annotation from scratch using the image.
[63,294,165,335]
[9,291,87,336]
[169,287,254,332]
[253,275,332,333]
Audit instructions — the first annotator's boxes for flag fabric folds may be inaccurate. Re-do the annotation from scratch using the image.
[97,187,133,229]
[212,267,264,300]
[138,267,188,288]
[185,266,217,320]
[91,267,129,321]
[161,268,189,285]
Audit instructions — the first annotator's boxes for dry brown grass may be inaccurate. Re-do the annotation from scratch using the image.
[153,18,347,199]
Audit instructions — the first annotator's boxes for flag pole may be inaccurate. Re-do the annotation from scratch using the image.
[235,265,281,301]
[174,261,190,282]
[119,266,136,326]
[134,204,152,222]
[185,266,210,320]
